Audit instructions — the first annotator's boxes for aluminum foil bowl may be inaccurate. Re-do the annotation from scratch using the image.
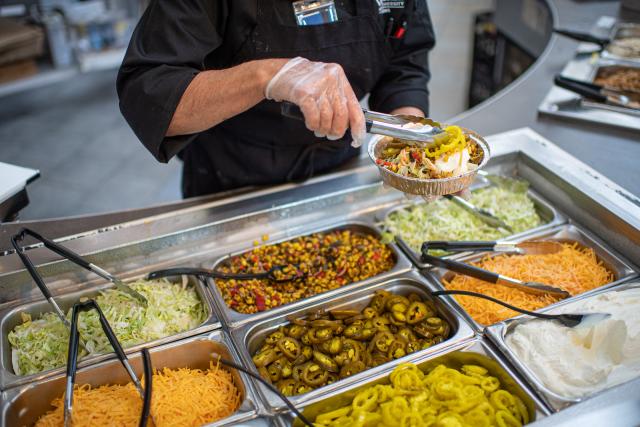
[367,127,490,196]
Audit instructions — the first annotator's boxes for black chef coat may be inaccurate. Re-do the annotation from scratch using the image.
[117,0,435,197]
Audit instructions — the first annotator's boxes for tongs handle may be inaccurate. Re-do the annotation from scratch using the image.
[147,265,305,283]
[420,247,570,298]
[554,75,607,103]
[281,102,375,132]
[553,28,609,47]
[423,241,498,253]
[147,267,268,281]
[14,228,92,269]
[11,230,69,327]
[421,249,499,283]
[12,228,148,306]
[64,300,151,427]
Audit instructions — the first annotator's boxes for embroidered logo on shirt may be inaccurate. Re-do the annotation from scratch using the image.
[376,0,404,14]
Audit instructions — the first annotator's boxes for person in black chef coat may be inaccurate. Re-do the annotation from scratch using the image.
[117,0,435,198]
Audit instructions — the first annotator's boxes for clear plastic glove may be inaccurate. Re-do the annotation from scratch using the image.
[265,57,366,147]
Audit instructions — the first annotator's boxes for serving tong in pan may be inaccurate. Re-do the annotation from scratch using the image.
[553,28,611,50]
[424,240,563,256]
[281,102,447,145]
[419,243,611,327]
[440,170,534,232]
[147,264,307,283]
[554,75,640,113]
[420,243,571,299]
[63,300,314,426]
[64,299,153,427]
[443,194,513,232]
[431,290,610,328]
[11,228,148,307]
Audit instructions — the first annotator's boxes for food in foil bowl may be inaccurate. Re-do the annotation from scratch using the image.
[368,125,490,197]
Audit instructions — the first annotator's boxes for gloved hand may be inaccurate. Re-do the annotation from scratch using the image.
[265,57,366,147]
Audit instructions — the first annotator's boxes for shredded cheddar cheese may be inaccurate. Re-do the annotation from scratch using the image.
[35,362,241,427]
[443,242,614,325]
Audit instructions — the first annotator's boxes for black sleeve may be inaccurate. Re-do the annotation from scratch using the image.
[116,0,227,163]
[368,0,436,115]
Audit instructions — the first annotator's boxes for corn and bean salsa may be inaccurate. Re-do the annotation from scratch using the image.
[215,230,395,314]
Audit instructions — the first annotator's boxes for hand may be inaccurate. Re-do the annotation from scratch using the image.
[265,57,366,147]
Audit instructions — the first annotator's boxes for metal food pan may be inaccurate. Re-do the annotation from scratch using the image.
[0,273,220,391]
[421,223,637,332]
[581,59,640,116]
[230,271,476,413]
[206,221,412,328]
[378,187,565,268]
[602,22,640,64]
[275,338,550,426]
[0,330,260,427]
[589,60,640,94]
[486,277,640,411]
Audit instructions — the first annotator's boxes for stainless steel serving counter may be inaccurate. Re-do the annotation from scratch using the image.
[1,1,640,425]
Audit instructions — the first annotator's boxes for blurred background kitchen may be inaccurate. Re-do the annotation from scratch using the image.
[0,0,631,220]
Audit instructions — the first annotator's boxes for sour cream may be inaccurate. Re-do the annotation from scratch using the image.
[435,148,471,176]
[506,287,640,399]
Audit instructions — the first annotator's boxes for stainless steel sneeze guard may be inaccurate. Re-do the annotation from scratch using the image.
[0,274,220,391]
[206,222,413,328]
[230,272,476,413]
[422,223,638,333]
[0,330,261,427]
[275,338,551,426]
[485,277,640,412]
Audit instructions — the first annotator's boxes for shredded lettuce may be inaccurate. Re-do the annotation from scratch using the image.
[383,185,544,254]
[8,278,206,376]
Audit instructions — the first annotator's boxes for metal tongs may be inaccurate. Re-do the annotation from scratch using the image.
[553,28,611,50]
[147,264,307,283]
[11,228,148,307]
[420,243,571,298]
[431,290,610,328]
[64,299,153,427]
[281,102,447,144]
[424,240,563,256]
[443,195,513,232]
[554,75,640,112]
[439,170,534,232]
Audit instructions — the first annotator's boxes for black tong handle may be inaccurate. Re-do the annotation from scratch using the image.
[554,75,607,103]
[65,300,152,427]
[281,102,373,132]
[66,300,129,380]
[431,290,581,324]
[553,28,609,47]
[147,267,269,281]
[14,228,92,268]
[140,349,153,427]
[423,241,497,252]
[148,265,306,283]
[215,357,313,427]
[11,228,53,299]
[11,229,69,326]
[421,246,499,284]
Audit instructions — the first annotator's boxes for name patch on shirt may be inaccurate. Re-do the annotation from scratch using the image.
[376,0,405,14]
